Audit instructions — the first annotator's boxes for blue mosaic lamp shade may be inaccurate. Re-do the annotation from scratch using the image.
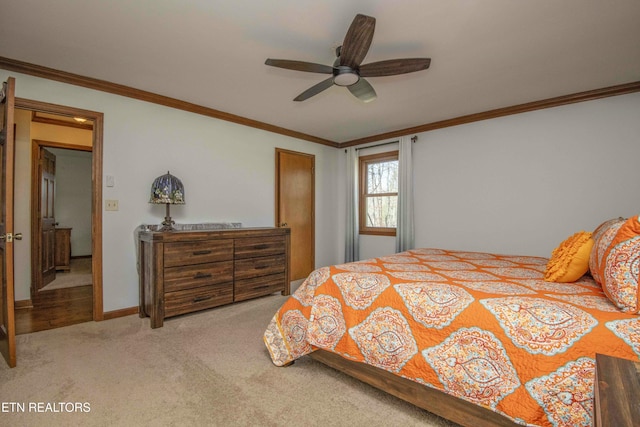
[149,171,185,205]
[149,171,184,231]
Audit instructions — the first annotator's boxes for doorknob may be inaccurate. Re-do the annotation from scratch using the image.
[0,232,22,242]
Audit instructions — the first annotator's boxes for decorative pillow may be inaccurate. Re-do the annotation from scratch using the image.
[599,215,640,313]
[592,217,626,242]
[589,217,625,285]
[544,231,594,282]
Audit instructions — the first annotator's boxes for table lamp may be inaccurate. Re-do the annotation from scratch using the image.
[149,171,185,231]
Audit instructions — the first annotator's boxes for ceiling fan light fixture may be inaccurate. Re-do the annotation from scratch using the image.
[333,67,359,86]
[265,14,429,102]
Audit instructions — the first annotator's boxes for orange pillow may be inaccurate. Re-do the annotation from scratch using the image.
[599,215,640,313]
[544,231,594,282]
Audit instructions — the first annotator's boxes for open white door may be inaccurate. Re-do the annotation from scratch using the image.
[0,77,17,367]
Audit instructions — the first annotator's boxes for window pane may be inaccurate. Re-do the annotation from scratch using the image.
[365,196,397,228]
[367,160,398,194]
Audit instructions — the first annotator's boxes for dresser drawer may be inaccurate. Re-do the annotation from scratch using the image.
[234,254,286,280]
[164,239,233,267]
[164,261,233,293]
[235,273,285,302]
[164,283,233,318]
[234,236,285,259]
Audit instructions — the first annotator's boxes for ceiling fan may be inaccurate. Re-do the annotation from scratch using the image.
[265,14,431,103]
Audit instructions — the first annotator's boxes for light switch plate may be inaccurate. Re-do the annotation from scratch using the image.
[106,175,115,187]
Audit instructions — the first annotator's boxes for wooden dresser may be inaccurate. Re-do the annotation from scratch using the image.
[138,227,290,328]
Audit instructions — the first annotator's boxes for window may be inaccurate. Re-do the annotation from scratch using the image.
[359,151,399,236]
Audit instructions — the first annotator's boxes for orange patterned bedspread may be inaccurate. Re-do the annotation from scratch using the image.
[263,249,640,426]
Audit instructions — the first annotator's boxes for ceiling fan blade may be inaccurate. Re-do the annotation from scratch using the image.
[294,77,335,101]
[359,58,431,77]
[340,14,376,69]
[265,59,333,74]
[348,78,376,103]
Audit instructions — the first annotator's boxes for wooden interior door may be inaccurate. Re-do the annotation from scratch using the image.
[39,148,56,289]
[276,149,314,281]
[0,77,17,367]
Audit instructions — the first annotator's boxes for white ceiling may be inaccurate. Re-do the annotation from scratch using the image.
[2,0,639,144]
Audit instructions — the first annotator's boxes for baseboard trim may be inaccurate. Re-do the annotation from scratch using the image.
[103,306,138,320]
[15,299,33,309]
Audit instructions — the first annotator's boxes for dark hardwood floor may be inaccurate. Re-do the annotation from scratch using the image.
[15,285,93,334]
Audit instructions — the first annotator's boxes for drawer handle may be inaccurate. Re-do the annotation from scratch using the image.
[255,244,269,250]
[194,272,213,279]
[193,295,212,303]
[193,250,212,255]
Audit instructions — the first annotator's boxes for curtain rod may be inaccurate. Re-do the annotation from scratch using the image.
[354,140,396,151]
[347,135,418,152]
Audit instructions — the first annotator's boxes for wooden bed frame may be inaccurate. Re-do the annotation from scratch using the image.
[308,349,520,427]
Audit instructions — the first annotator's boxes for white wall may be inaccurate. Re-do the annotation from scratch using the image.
[6,70,640,309]
[350,92,640,260]
[49,148,93,256]
[13,109,32,301]
[413,92,640,257]
[3,71,342,311]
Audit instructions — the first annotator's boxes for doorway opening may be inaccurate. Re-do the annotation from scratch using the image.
[13,100,103,334]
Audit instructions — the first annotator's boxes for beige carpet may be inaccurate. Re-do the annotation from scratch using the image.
[40,258,92,291]
[0,294,459,427]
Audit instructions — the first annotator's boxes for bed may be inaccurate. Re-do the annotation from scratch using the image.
[263,216,640,426]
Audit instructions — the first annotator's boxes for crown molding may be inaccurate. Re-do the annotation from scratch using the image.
[340,80,640,147]
[2,56,638,150]
[0,56,338,148]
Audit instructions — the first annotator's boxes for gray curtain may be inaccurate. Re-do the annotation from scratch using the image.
[345,147,359,262]
[395,136,414,253]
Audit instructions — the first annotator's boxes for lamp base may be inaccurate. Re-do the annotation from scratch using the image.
[159,203,175,231]
[159,218,175,231]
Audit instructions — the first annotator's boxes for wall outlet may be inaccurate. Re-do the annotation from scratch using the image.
[105,200,119,211]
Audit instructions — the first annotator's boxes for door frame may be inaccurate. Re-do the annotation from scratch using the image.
[31,140,92,294]
[18,98,104,320]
